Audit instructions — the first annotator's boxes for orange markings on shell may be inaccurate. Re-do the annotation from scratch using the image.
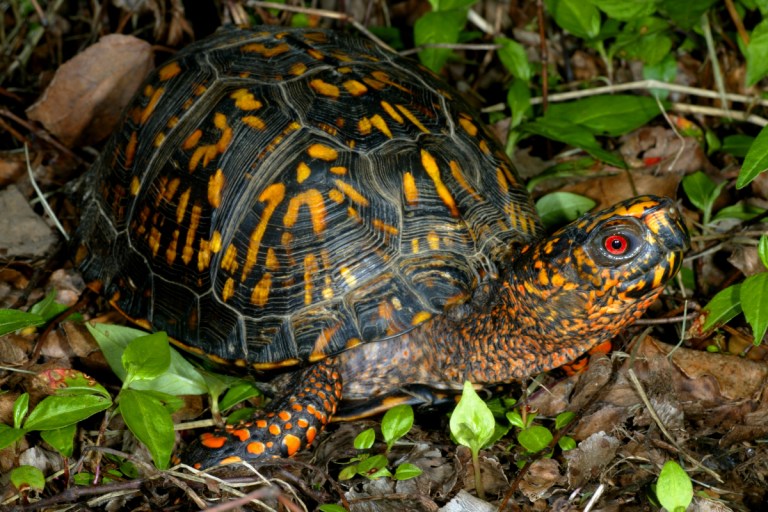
[231,429,250,442]
[283,434,302,456]
[247,441,266,454]
[200,433,227,449]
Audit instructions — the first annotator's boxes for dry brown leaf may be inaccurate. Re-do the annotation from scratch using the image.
[563,172,682,211]
[564,432,620,488]
[26,34,153,147]
[0,186,56,260]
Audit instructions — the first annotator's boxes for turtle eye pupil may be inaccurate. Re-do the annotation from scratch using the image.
[605,234,628,255]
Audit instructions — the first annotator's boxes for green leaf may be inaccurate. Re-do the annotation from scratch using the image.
[219,380,263,411]
[545,95,662,137]
[40,424,76,457]
[701,284,742,332]
[558,436,577,451]
[24,394,111,431]
[555,411,576,430]
[495,37,531,81]
[738,123,768,188]
[394,462,424,480]
[682,171,716,211]
[429,0,477,9]
[354,428,376,450]
[535,192,597,230]
[588,0,657,20]
[506,409,525,429]
[517,425,554,453]
[746,20,768,86]
[450,381,495,454]
[0,309,45,336]
[545,0,601,39]
[123,331,171,383]
[759,235,768,270]
[338,464,359,481]
[414,9,467,72]
[742,273,768,344]
[0,424,27,450]
[656,460,693,512]
[657,0,716,28]
[643,54,678,99]
[13,393,29,429]
[10,465,46,491]
[119,389,175,469]
[36,369,110,400]
[88,323,207,395]
[318,505,348,512]
[357,454,392,479]
[520,118,626,168]
[721,134,754,158]
[29,289,69,321]
[507,79,531,130]
[712,202,766,222]
[381,404,414,450]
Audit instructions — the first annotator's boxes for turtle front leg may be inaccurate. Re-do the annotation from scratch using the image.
[182,357,342,469]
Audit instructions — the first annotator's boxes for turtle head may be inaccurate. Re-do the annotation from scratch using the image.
[510,195,688,354]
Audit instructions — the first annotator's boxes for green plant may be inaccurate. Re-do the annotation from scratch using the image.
[449,381,495,499]
[654,460,693,512]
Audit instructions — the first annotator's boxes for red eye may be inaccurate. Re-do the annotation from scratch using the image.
[605,234,628,255]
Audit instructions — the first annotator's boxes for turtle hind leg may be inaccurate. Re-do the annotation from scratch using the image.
[333,384,460,422]
[181,357,342,469]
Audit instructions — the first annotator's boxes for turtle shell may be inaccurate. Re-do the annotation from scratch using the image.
[75,26,542,369]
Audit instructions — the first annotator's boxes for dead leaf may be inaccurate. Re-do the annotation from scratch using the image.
[564,432,620,488]
[563,172,682,211]
[27,34,153,147]
[0,186,56,260]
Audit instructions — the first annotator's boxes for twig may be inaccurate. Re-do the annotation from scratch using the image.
[537,0,549,112]
[701,13,731,118]
[725,0,750,45]
[467,9,494,36]
[399,43,500,57]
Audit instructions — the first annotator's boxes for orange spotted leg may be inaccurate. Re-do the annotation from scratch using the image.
[182,357,342,469]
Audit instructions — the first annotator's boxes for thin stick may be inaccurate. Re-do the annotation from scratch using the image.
[725,0,750,45]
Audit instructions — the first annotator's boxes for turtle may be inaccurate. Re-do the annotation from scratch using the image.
[73,25,689,469]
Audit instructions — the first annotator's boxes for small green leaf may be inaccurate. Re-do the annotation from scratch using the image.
[13,393,29,429]
[357,454,392,479]
[701,284,742,332]
[517,425,553,453]
[318,505,348,512]
[507,410,525,429]
[555,411,576,430]
[545,95,662,136]
[507,79,531,130]
[682,171,716,211]
[535,192,597,230]
[759,235,768,270]
[119,389,175,469]
[381,404,414,450]
[558,436,577,451]
[742,273,768,344]
[712,202,766,222]
[123,332,171,383]
[40,424,76,457]
[739,123,768,188]
[10,465,46,491]
[0,424,27,450]
[0,309,45,336]
[588,0,656,20]
[29,289,70,321]
[219,380,262,411]
[519,118,626,168]
[746,20,768,86]
[657,0,717,28]
[495,37,531,80]
[24,394,111,431]
[354,428,376,450]
[414,9,467,72]
[450,381,495,453]
[545,0,601,39]
[394,462,424,480]
[656,460,693,512]
[721,134,754,158]
[338,464,359,481]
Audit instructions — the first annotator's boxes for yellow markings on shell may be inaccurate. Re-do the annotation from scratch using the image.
[183,129,202,150]
[496,167,509,195]
[411,238,420,254]
[158,61,181,81]
[380,101,404,123]
[125,131,138,168]
[372,219,398,235]
[550,272,565,288]
[284,190,326,234]
[166,229,179,265]
[241,42,291,57]
[140,86,164,124]
[307,48,325,60]
[176,187,191,224]
[450,161,481,200]
[251,273,272,306]
[210,230,222,253]
[458,116,478,136]
[427,231,440,250]
[322,286,334,300]
[197,238,211,271]
[358,117,372,135]
[343,79,368,96]
[297,162,311,183]
[230,89,262,110]
[148,227,162,256]
[369,114,392,138]
[396,104,429,133]
[221,244,238,273]
[651,265,667,289]
[183,204,201,265]
[222,277,235,302]
[334,179,369,206]
[370,71,410,93]
[340,267,357,288]
[307,143,338,161]
[330,166,347,175]
[290,62,308,76]
[265,247,279,270]
[310,79,340,98]
[243,183,285,280]
[130,176,141,196]
[208,169,224,208]
[538,268,549,286]
[328,189,344,203]
[188,113,232,171]
[153,132,165,147]
[304,254,318,305]
[421,149,459,217]
[478,139,490,154]
[411,311,432,325]
[403,172,418,205]
[242,115,266,130]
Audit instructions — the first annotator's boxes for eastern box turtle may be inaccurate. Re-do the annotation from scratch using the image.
[74,25,689,468]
